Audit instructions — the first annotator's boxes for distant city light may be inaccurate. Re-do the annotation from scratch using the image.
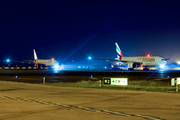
[91,75,93,78]
[15,76,18,78]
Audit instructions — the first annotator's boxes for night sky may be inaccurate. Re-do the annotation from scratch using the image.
[1,0,180,64]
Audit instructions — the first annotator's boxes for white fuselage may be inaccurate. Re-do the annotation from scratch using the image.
[34,59,58,66]
[116,56,167,66]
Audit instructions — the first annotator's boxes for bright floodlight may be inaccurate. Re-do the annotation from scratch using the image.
[88,56,92,60]
[6,59,10,63]
[53,64,60,70]
[177,61,180,65]
[54,65,59,69]
[160,64,165,69]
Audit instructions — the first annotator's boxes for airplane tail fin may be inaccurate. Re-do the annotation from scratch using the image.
[33,49,38,60]
[115,42,123,60]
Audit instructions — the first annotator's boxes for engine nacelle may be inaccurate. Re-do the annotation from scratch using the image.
[133,63,137,68]
[35,64,44,69]
[128,63,137,68]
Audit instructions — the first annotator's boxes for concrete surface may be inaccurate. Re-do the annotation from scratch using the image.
[0,81,180,120]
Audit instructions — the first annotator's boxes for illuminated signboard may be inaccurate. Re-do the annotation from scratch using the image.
[176,78,180,85]
[111,78,128,85]
[103,77,128,85]
[103,77,111,84]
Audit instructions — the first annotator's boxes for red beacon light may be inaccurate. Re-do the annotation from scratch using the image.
[146,54,151,57]
[51,58,55,61]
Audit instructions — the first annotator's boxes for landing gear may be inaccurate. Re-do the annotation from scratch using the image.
[37,64,45,69]
[127,63,137,71]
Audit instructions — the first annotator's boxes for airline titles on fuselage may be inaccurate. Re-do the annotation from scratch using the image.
[137,57,155,62]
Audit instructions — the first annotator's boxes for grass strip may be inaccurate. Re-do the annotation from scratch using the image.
[46,80,179,93]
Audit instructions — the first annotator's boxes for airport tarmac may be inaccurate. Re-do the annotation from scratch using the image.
[0,70,180,83]
[1,81,180,120]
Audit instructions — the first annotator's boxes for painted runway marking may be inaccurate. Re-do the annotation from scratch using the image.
[0,96,7,98]
[102,110,131,116]
[0,95,165,120]
[135,115,164,120]
[37,101,52,105]
[9,97,20,100]
[55,103,72,107]
[77,106,101,112]
[22,99,35,102]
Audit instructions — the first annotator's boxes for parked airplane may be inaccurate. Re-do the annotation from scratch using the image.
[95,42,169,70]
[5,49,59,69]
[33,49,59,68]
